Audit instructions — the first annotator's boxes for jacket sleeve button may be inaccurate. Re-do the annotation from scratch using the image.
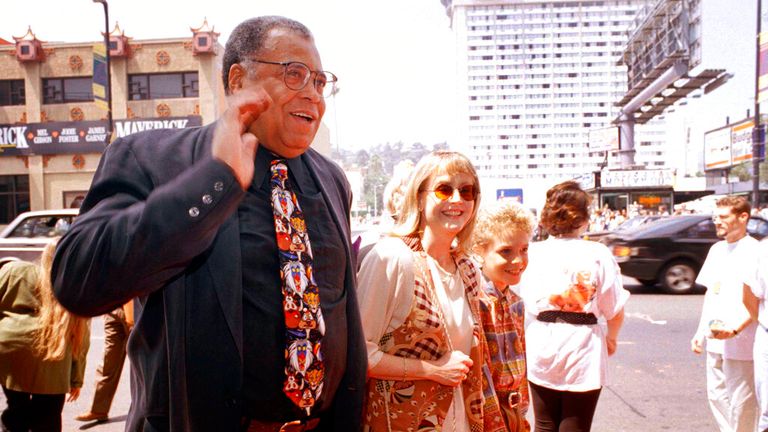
[188,207,200,217]
[202,194,213,205]
[214,181,224,192]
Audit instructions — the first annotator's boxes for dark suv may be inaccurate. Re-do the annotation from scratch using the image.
[604,214,768,294]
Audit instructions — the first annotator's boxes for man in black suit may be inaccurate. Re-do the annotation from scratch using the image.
[51,16,366,432]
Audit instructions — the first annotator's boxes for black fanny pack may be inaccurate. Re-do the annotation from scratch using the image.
[537,310,598,325]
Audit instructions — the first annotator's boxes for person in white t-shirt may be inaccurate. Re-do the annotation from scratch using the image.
[691,195,759,432]
[521,181,630,432]
[744,240,768,432]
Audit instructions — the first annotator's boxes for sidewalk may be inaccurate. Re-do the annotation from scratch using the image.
[1,315,131,431]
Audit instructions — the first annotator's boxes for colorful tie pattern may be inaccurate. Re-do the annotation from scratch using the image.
[269,159,325,416]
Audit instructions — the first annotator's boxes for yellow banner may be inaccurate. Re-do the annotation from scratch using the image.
[92,43,109,112]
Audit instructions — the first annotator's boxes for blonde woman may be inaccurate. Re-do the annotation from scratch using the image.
[357,151,506,431]
[0,240,90,431]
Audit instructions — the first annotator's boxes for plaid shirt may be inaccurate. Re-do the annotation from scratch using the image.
[479,280,530,421]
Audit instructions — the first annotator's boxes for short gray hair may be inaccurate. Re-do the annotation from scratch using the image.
[222,16,313,94]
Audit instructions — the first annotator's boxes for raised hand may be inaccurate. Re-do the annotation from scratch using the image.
[212,87,272,189]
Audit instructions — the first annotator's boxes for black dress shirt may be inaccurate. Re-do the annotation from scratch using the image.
[239,147,347,421]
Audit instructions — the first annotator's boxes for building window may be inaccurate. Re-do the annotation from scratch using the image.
[128,72,199,100]
[0,175,30,225]
[0,80,25,106]
[42,77,93,104]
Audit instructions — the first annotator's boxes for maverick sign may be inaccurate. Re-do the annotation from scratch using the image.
[0,116,202,156]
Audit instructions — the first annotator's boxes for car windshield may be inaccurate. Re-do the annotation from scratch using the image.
[616,215,657,231]
[625,215,703,238]
[8,215,73,238]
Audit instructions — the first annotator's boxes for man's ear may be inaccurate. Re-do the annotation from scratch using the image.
[228,63,246,92]
[739,211,750,222]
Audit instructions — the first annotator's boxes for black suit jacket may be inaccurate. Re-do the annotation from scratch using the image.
[51,123,367,432]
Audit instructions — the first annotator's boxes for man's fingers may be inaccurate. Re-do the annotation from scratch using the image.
[239,99,270,117]
[239,100,269,127]
[242,132,259,153]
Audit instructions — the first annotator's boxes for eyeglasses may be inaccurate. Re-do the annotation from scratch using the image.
[422,184,478,202]
[249,59,338,97]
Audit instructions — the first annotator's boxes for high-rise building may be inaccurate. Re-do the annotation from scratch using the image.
[441,0,666,203]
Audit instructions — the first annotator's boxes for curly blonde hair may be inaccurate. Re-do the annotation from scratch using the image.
[472,200,536,254]
[33,240,90,361]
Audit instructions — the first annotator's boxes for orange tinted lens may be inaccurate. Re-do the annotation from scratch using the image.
[458,186,476,201]
[433,184,453,201]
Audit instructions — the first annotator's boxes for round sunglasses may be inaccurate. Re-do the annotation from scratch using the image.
[422,184,478,201]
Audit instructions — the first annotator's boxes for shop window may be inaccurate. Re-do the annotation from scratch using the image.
[0,80,25,106]
[0,175,30,225]
[42,77,93,104]
[128,72,199,100]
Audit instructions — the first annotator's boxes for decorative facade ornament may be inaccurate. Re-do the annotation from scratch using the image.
[13,26,44,62]
[156,50,170,66]
[68,55,83,71]
[40,111,48,122]
[70,107,84,121]
[16,156,29,168]
[126,107,136,119]
[190,18,219,55]
[72,154,86,170]
[19,112,27,124]
[107,22,131,58]
[156,103,171,117]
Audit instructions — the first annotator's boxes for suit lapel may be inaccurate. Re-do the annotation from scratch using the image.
[302,151,352,262]
[205,215,244,359]
[197,125,244,360]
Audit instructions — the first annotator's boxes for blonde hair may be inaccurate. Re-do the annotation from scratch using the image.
[33,240,90,361]
[392,151,481,254]
[383,160,415,222]
[472,200,536,254]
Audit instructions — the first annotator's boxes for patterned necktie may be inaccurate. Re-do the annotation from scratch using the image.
[269,159,325,416]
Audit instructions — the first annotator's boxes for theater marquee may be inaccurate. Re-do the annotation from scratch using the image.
[0,115,202,155]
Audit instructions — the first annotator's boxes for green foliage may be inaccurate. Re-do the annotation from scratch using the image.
[730,162,752,182]
[334,141,445,216]
[363,155,387,216]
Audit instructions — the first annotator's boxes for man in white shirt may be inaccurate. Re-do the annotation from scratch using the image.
[691,196,759,432]
[744,240,768,432]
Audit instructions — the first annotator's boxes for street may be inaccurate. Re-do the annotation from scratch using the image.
[590,280,715,431]
[1,278,717,431]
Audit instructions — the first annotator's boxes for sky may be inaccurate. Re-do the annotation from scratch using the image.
[0,0,458,151]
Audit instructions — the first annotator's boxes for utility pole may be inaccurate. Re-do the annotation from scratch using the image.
[754,0,764,206]
[93,0,113,141]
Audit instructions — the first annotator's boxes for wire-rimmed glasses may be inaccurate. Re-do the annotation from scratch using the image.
[249,59,337,97]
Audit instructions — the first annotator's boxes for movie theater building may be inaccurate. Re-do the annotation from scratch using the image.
[0,22,225,223]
